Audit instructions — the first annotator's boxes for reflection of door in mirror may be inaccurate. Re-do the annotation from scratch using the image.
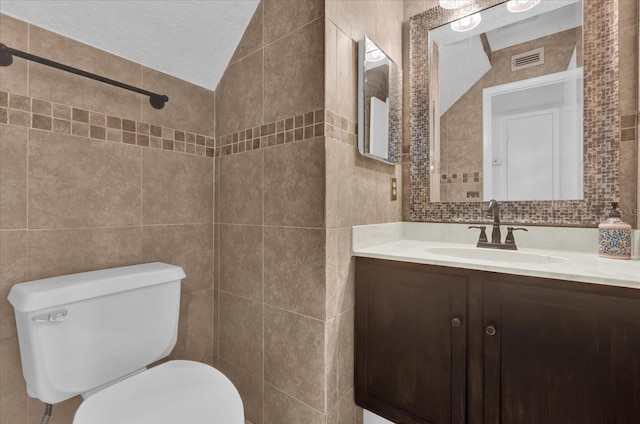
[429,0,583,203]
[483,70,583,201]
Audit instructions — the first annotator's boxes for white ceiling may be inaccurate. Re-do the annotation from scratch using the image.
[0,0,260,90]
[433,0,582,115]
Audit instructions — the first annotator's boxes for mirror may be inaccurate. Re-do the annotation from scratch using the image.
[409,0,619,227]
[429,0,583,202]
[358,35,401,164]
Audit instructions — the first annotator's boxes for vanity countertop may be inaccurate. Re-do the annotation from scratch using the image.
[352,222,640,290]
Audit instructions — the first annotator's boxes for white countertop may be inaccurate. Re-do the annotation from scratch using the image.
[352,222,640,290]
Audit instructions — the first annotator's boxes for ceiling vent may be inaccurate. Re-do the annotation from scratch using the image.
[511,47,544,71]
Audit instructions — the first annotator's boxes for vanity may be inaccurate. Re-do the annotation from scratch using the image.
[359,0,637,420]
[353,222,640,424]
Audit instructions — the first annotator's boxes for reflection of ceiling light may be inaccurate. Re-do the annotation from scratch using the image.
[506,0,541,13]
[366,48,385,62]
[439,0,472,10]
[450,12,481,32]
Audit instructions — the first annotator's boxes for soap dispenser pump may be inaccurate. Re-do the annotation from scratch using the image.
[598,202,632,259]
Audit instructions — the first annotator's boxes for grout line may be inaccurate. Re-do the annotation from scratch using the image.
[25,19,31,278]
[261,301,327,325]
[259,1,266,404]
[265,382,327,417]
[217,222,326,231]
[262,15,325,51]
[211,157,220,367]
[261,2,265,131]
[261,126,266,388]
[26,23,31,96]
[139,145,143,264]
[21,223,213,233]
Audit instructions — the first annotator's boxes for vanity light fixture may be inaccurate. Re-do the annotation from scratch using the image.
[439,0,472,10]
[506,0,541,13]
[451,12,481,32]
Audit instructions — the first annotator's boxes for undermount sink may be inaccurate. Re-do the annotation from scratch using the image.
[425,247,569,265]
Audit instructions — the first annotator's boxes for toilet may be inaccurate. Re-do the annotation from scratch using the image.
[7,262,244,424]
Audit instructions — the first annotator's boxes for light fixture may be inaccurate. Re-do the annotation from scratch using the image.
[439,0,472,10]
[450,12,481,32]
[506,0,541,13]
[366,48,385,62]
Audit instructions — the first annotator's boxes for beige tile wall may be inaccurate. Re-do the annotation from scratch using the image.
[324,2,403,424]
[0,14,215,424]
[214,2,332,424]
[214,1,404,423]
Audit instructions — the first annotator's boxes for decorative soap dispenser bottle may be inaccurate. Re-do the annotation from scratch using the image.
[598,202,632,260]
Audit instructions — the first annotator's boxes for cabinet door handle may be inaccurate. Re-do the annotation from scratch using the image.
[485,324,497,336]
[451,316,462,328]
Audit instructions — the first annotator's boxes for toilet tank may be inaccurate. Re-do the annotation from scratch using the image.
[7,262,185,404]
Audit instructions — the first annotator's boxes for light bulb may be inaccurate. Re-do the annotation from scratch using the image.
[450,12,481,32]
[506,0,541,13]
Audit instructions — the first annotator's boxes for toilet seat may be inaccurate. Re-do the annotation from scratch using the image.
[72,360,244,424]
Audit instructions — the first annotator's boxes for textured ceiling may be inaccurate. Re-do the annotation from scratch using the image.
[0,0,260,90]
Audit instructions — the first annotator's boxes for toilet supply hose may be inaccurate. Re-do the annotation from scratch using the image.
[40,403,53,424]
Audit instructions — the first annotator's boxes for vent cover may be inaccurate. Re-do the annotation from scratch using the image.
[511,47,544,71]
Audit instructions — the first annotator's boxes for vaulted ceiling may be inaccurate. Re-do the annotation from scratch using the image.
[0,0,260,90]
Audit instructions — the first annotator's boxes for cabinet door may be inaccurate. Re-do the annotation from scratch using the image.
[484,281,640,424]
[355,259,467,424]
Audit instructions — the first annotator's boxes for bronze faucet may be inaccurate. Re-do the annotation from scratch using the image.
[468,199,528,250]
[487,199,501,243]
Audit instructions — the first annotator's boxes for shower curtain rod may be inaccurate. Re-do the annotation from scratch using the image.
[0,43,169,110]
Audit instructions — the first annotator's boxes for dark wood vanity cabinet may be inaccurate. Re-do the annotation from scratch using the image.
[355,259,468,424]
[355,258,640,424]
[483,279,640,424]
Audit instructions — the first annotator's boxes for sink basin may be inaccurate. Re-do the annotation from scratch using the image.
[425,247,568,265]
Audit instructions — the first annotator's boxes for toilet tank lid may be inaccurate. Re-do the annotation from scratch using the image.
[8,263,185,312]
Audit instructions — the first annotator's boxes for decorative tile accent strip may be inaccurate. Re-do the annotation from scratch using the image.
[388,60,402,163]
[621,114,637,142]
[440,172,481,184]
[215,109,327,157]
[408,0,620,227]
[0,90,215,158]
[325,110,357,146]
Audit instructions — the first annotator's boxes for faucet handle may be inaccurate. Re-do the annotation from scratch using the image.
[468,225,488,243]
[505,227,528,245]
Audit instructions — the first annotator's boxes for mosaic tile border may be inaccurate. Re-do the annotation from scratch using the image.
[408,0,620,227]
[215,109,326,157]
[0,90,215,158]
[621,114,637,142]
[215,109,359,158]
[325,110,358,146]
[441,172,481,185]
[388,58,403,163]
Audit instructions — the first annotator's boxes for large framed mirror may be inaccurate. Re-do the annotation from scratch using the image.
[409,0,619,226]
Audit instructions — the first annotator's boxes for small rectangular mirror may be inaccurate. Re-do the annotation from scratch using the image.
[358,36,401,164]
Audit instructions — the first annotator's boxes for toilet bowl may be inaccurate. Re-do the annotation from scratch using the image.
[7,263,244,424]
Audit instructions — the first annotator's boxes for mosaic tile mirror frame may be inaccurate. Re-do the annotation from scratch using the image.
[409,0,619,226]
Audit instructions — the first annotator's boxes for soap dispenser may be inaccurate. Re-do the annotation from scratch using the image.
[598,202,632,259]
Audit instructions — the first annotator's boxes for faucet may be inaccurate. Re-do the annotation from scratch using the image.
[487,199,501,244]
[468,199,528,250]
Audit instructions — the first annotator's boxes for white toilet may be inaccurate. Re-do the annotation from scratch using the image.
[7,262,244,424]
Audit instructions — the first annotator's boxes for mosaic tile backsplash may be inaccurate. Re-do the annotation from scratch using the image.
[408,0,620,227]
